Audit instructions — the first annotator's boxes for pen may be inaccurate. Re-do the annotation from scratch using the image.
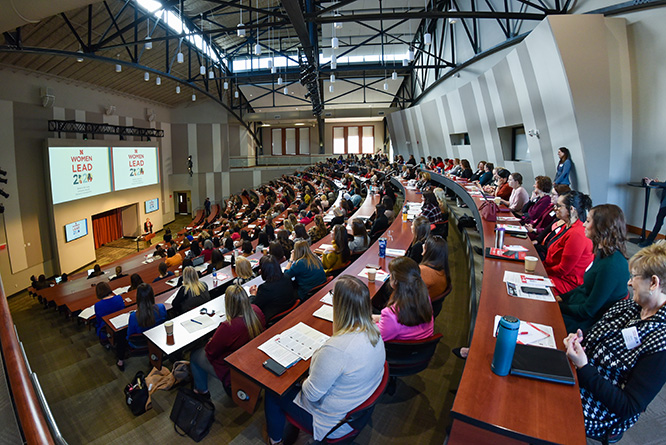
[519,331,529,335]
[526,321,550,337]
[190,319,202,325]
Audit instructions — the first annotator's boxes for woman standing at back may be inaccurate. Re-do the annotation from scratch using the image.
[554,147,573,186]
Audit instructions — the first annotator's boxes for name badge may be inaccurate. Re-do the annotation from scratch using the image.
[622,326,641,350]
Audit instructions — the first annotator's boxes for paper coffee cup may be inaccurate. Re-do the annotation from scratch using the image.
[174,269,180,276]
[164,321,174,335]
[367,269,376,282]
[524,256,538,273]
[494,197,502,206]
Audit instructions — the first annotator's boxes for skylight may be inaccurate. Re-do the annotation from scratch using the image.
[137,0,222,65]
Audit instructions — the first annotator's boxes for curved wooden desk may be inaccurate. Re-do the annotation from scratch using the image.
[428,172,586,445]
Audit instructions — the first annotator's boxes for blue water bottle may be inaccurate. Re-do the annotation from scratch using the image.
[378,237,387,258]
[491,315,520,376]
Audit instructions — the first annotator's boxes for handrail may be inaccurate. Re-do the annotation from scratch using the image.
[0,278,55,445]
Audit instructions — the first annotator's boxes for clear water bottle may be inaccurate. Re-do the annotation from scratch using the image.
[495,227,505,249]
[212,268,218,287]
[492,315,520,376]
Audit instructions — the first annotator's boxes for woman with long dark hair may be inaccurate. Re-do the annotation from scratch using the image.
[554,147,572,185]
[557,204,630,332]
[348,218,370,253]
[249,255,297,320]
[322,225,351,273]
[405,216,431,264]
[373,256,434,341]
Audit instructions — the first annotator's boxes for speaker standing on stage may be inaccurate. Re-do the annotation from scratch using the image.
[143,217,153,234]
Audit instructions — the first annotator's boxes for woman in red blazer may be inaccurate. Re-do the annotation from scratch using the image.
[543,191,594,295]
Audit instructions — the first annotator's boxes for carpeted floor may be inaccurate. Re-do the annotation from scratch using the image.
[8,212,469,444]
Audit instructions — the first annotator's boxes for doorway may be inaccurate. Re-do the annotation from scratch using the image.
[177,192,189,215]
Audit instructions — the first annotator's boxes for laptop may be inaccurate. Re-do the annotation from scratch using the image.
[510,344,575,385]
[192,255,205,267]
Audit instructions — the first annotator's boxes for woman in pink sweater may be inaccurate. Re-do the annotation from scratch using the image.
[373,256,434,341]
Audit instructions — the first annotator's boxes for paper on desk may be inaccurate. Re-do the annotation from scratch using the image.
[110,312,131,330]
[320,291,333,306]
[78,305,95,320]
[385,248,406,257]
[503,271,554,287]
[313,305,334,322]
[250,259,259,267]
[275,322,330,361]
[181,315,216,334]
[113,285,130,295]
[318,244,334,251]
[166,278,179,287]
[497,216,521,222]
[194,264,208,274]
[493,315,556,349]
[259,335,301,368]
[504,245,529,252]
[358,268,389,282]
[496,224,528,233]
[505,282,556,302]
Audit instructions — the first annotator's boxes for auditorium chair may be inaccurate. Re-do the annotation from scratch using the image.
[384,333,443,395]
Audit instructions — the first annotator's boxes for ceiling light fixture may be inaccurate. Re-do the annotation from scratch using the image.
[76,46,84,62]
[115,54,121,72]
[237,0,245,37]
[331,36,339,50]
[192,93,196,101]
[224,81,229,90]
[423,0,431,45]
[144,72,149,81]
[334,12,343,29]
[235,90,239,98]
[402,58,409,67]
[384,81,389,90]
[176,85,181,94]
[329,85,334,93]
[145,17,152,50]
[209,69,214,79]
[331,53,337,70]
[254,43,262,56]
[283,86,289,95]
[254,0,261,55]
[277,76,283,85]
[156,76,161,85]
[330,74,335,83]
[177,51,184,63]
[177,7,184,62]
[408,47,415,61]
[392,71,397,80]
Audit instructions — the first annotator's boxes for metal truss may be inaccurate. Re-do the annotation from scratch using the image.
[48,119,165,140]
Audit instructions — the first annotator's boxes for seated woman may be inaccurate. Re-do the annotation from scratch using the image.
[240,240,254,257]
[94,282,125,343]
[234,256,255,285]
[420,236,451,305]
[488,168,512,200]
[373,256,434,341]
[205,249,226,275]
[497,172,529,214]
[277,229,294,258]
[308,215,329,244]
[322,225,351,274]
[172,266,210,315]
[368,204,389,239]
[268,241,286,264]
[456,159,474,180]
[293,223,311,245]
[110,266,126,281]
[264,275,385,443]
[190,285,265,397]
[249,255,297,321]
[470,161,486,182]
[420,191,445,225]
[543,191,594,295]
[521,175,554,226]
[87,264,104,279]
[285,240,327,300]
[564,241,666,442]
[255,231,270,253]
[164,247,183,268]
[152,261,174,282]
[405,216,431,264]
[128,273,144,292]
[557,204,630,333]
[115,283,167,370]
[202,239,215,262]
[348,218,370,254]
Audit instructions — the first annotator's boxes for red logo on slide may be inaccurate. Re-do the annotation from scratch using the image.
[135,149,138,153]
[80,150,84,155]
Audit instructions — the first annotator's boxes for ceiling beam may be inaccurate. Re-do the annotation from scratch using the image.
[280,0,316,65]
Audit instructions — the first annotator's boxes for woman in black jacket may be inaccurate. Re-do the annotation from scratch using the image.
[249,255,297,321]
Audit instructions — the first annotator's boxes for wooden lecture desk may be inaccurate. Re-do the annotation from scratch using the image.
[428,172,586,445]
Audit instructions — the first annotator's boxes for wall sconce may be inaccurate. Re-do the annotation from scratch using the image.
[527,129,540,138]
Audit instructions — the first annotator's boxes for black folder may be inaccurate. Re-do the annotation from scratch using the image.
[510,344,575,385]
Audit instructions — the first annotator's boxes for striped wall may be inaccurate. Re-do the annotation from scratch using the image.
[388,15,632,219]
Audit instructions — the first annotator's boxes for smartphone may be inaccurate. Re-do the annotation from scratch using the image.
[513,233,528,239]
[521,286,549,295]
[263,359,287,376]
[366,263,381,269]
[502,251,516,257]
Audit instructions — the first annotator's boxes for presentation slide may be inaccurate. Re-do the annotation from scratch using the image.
[145,198,159,214]
[64,218,88,243]
[48,147,112,205]
[112,147,159,191]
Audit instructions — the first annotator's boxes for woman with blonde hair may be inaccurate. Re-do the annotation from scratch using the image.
[285,240,327,300]
[190,285,265,397]
[264,276,385,443]
[172,266,210,315]
[234,256,255,285]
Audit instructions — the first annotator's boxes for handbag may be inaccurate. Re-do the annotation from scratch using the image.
[124,371,151,416]
[172,360,192,384]
[170,388,215,442]
[479,200,498,222]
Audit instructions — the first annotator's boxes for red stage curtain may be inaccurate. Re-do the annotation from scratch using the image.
[92,209,123,249]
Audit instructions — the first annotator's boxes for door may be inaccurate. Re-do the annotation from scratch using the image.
[177,192,188,214]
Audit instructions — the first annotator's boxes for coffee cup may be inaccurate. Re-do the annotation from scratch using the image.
[524,256,538,273]
[367,269,376,282]
[494,197,502,206]
[174,269,180,276]
[165,321,174,345]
